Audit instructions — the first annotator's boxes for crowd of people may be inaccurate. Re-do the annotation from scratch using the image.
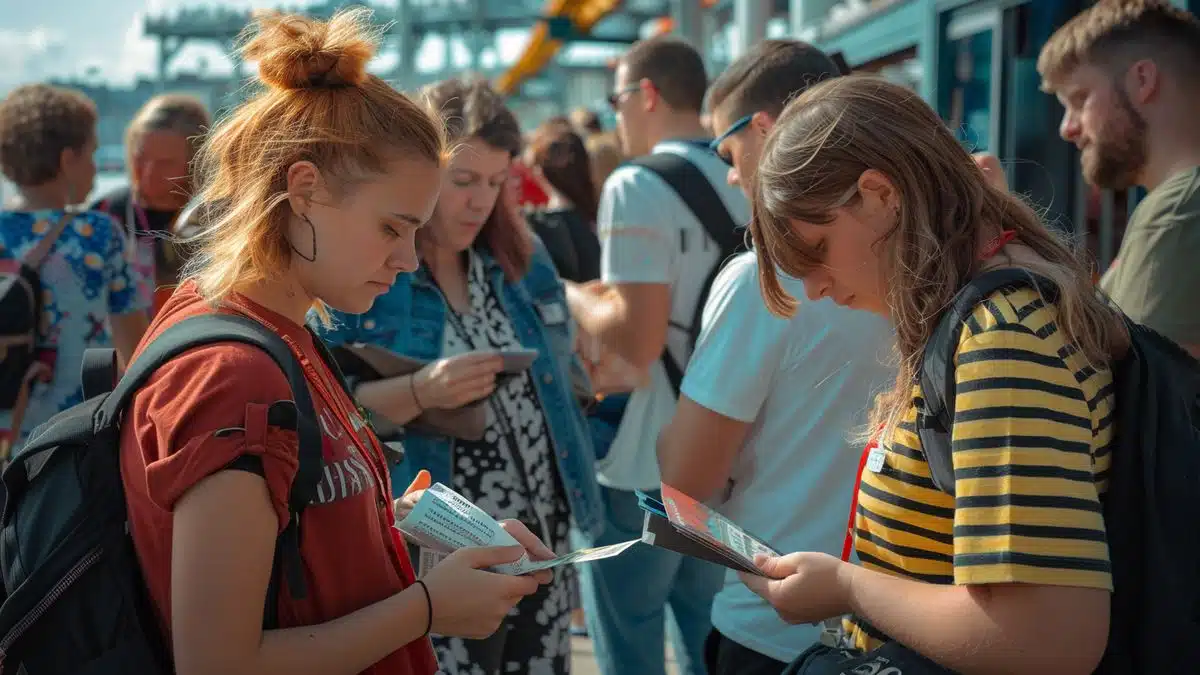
[0,0,1197,674]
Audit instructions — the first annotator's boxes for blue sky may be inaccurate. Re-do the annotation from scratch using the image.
[0,0,565,94]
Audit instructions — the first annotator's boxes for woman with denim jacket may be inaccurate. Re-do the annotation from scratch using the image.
[316,77,602,675]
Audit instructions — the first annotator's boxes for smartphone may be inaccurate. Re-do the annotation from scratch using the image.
[497,348,539,374]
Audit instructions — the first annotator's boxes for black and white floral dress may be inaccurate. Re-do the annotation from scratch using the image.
[431,251,573,675]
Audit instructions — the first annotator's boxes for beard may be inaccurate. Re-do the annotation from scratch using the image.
[1081,87,1148,190]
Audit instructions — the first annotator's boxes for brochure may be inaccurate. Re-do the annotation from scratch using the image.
[637,484,781,576]
[396,483,639,576]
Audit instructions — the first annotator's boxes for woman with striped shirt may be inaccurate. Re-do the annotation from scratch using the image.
[742,75,1126,675]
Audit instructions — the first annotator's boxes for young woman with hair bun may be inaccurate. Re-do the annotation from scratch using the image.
[119,11,552,675]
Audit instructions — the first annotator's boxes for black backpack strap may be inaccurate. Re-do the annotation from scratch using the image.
[626,153,744,395]
[80,348,118,400]
[307,328,354,397]
[918,268,1059,495]
[96,314,324,621]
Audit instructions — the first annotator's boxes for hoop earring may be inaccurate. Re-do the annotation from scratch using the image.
[290,214,318,263]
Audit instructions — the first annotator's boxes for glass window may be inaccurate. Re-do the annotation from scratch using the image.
[854,47,923,93]
[945,29,994,152]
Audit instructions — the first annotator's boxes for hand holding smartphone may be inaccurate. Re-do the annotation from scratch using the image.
[487,348,539,390]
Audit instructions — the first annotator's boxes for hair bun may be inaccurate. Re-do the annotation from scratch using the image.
[243,8,378,91]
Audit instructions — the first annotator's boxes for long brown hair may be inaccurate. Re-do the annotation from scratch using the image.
[527,121,599,225]
[422,77,531,281]
[750,75,1127,438]
[183,8,446,318]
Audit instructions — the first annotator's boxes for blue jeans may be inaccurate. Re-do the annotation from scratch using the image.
[574,485,724,675]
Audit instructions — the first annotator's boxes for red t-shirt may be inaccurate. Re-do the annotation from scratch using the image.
[120,281,437,675]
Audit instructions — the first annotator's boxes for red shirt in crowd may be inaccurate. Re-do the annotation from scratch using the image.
[120,281,438,675]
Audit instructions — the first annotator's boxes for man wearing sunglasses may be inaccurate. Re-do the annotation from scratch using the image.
[565,36,748,675]
[655,40,896,675]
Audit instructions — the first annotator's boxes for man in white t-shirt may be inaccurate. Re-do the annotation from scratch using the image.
[655,41,897,674]
[566,37,750,675]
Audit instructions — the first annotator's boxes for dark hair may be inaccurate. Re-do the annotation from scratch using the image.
[422,77,531,281]
[571,107,603,134]
[708,39,842,121]
[528,122,599,225]
[1039,0,1200,91]
[619,37,708,113]
[0,84,97,187]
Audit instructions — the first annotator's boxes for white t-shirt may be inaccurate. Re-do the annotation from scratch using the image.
[597,140,752,492]
[683,253,896,662]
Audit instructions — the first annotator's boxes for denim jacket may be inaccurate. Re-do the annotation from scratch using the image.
[314,241,603,539]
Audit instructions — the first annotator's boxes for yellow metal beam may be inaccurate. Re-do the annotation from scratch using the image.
[495,0,624,96]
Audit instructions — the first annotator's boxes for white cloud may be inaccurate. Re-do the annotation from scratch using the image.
[107,12,159,85]
[0,27,69,91]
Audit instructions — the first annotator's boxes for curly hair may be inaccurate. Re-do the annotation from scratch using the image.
[0,84,97,187]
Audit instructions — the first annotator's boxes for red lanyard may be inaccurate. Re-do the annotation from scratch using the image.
[841,440,876,562]
[223,301,393,503]
[979,230,1016,259]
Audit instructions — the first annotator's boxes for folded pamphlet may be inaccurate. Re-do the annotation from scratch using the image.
[396,483,639,576]
[637,484,781,576]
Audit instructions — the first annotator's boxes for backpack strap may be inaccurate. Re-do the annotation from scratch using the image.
[19,211,76,270]
[96,314,324,614]
[625,152,744,395]
[918,268,1060,495]
[80,348,118,401]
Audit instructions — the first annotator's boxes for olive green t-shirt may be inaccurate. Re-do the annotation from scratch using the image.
[1100,167,1200,348]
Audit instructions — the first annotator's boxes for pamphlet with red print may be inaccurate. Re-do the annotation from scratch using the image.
[638,484,780,576]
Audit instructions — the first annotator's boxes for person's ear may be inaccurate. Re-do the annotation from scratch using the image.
[285,161,324,215]
[856,169,900,217]
[1124,58,1161,107]
[752,111,776,135]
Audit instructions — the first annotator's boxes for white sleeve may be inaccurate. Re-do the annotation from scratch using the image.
[680,256,790,423]
[598,166,675,285]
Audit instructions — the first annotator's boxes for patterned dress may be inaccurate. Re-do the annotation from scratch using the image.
[431,251,573,675]
[0,209,147,444]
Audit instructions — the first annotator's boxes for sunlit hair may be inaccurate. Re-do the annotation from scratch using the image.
[182,8,446,319]
[1038,0,1200,93]
[750,75,1128,439]
[124,94,210,178]
[527,121,599,226]
[421,77,531,281]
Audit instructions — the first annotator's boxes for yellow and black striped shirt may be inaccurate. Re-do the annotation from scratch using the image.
[846,286,1116,651]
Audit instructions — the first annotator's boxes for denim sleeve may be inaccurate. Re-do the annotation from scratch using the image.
[311,309,362,346]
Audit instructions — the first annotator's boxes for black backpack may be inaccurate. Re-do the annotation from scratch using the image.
[917,268,1200,675]
[0,211,76,460]
[0,314,330,674]
[626,153,745,395]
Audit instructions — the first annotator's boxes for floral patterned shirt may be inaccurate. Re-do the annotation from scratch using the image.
[0,209,148,443]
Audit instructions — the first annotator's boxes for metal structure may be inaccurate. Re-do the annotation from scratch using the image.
[141,1,670,111]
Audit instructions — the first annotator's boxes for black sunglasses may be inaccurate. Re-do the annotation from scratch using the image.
[709,114,754,167]
[607,84,640,110]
